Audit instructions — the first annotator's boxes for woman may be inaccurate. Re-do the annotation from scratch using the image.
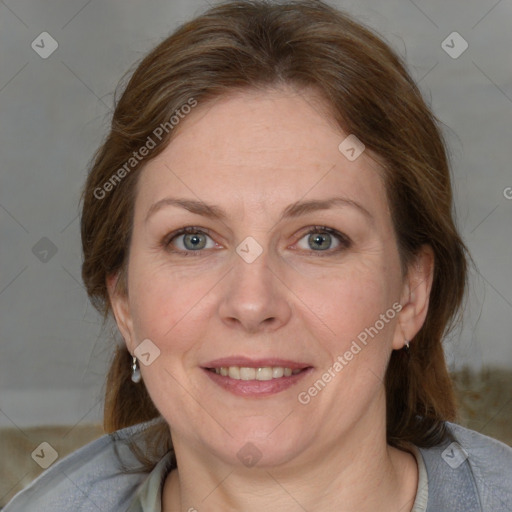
[5,1,512,511]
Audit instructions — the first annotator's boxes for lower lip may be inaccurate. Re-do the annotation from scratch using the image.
[202,367,313,397]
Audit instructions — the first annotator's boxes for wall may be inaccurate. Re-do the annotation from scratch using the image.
[1,0,511,428]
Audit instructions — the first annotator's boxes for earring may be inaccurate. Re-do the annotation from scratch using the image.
[131,355,141,383]
[403,340,410,353]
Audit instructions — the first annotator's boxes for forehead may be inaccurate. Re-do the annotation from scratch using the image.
[134,87,388,224]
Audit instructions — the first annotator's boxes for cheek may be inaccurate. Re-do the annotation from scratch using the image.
[298,260,399,356]
[333,278,389,331]
[127,259,214,346]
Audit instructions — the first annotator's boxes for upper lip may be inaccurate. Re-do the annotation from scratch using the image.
[202,357,312,370]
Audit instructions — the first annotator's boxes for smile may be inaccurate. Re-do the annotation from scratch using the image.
[203,364,313,397]
[208,366,304,380]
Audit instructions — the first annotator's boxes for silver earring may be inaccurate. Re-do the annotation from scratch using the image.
[404,340,410,352]
[131,355,141,383]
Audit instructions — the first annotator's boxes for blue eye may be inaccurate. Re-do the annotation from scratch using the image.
[305,232,334,251]
[163,225,351,256]
[296,226,351,255]
[165,227,216,254]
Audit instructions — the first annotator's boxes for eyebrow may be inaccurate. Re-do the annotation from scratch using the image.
[145,196,374,225]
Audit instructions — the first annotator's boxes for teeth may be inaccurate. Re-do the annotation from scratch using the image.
[228,366,240,379]
[212,366,303,380]
[240,367,256,380]
[257,367,273,380]
[272,367,284,378]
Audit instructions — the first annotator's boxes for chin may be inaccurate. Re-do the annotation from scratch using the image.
[209,423,308,469]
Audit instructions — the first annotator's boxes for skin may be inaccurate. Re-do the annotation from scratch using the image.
[108,85,434,512]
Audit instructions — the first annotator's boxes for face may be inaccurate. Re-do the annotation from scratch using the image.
[109,86,432,469]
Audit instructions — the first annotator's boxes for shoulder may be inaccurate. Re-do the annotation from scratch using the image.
[418,421,512,512]
[3,417,165,512]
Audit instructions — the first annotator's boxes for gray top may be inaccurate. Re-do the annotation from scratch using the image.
[4,419,512,511]
[125,443,429,511]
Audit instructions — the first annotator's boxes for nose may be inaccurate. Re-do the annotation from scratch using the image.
[217,247,292,334]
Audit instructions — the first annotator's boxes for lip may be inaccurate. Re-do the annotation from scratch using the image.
[201,358,314,398]
[202,357,312,371]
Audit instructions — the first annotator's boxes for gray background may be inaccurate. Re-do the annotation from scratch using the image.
[1,0,511,428]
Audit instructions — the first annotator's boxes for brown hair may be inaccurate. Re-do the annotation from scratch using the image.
[81,0,469,469]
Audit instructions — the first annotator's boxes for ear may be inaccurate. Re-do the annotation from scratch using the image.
[106,271,135,354]
[392,245,435,350]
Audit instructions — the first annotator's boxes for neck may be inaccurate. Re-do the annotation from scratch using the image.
[162,398,418,512]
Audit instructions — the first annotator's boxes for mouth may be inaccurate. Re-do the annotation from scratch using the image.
[201,358,313,397]
[205,365,307,380]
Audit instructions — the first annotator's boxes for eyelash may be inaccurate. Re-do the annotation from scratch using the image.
[162,226,351,257]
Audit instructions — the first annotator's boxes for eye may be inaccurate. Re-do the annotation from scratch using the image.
[164,227,217,255]
[295,226,351,255]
